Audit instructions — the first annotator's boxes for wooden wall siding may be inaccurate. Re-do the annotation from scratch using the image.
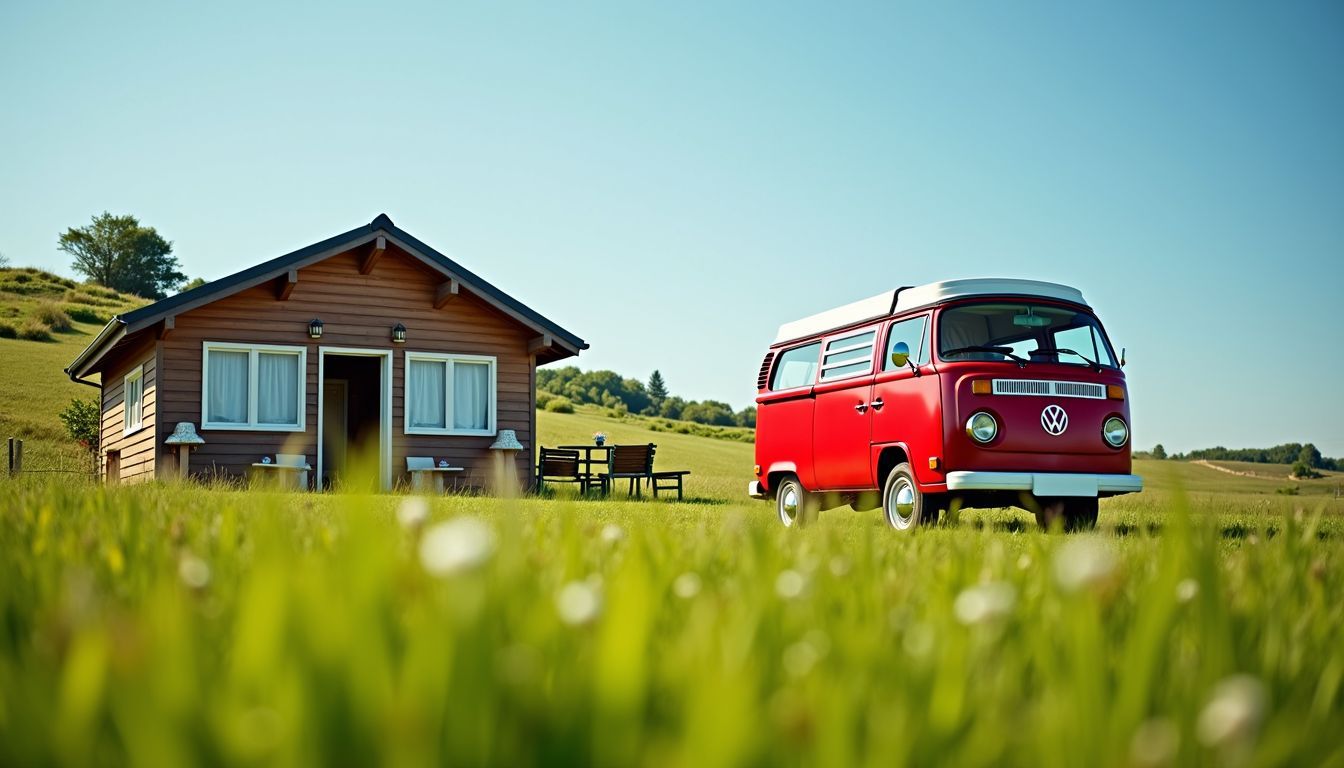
[149,247,538,487]
[99,335,158,483]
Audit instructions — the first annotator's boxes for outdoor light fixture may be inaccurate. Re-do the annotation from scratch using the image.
[392,323,407,343]
[308,318,323,339]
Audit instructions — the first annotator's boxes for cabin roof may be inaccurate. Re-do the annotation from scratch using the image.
[66,213,588,379]
[772,278,1089,346]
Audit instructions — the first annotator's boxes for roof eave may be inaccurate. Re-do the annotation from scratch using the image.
[65,317,128,381]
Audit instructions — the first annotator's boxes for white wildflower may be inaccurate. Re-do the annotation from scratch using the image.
[1130,718,1180,768]
[600,523,625,544]
[418,518,495,576]
[775,569,806,600]
[673,572,702,599]
[1017,553,1033,571]
[1197,675,1266,750]
[1053,539,1116,592]
[556,580,602,626]
[1176,578,1199,604]
[397,497,429,530]
[178,554,211,589]
[953,582,1016,626]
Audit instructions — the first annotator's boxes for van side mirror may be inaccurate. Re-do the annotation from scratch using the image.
[890,342,910,369]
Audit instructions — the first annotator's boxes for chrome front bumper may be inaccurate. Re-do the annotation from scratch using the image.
[945,471,1143,497]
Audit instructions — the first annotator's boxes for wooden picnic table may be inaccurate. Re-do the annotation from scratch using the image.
[556,444,612,483]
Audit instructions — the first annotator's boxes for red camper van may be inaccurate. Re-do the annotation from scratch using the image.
[749,278,1142,530]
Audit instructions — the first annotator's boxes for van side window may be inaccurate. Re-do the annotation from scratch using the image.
[770,342,822,390]
[884,316,929,371]
[819,329,876,382]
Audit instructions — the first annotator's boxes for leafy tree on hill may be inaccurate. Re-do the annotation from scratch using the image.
[181,277,207,291]
[58,212,185,299]
[0,251,9,268]
[536,366,753,428]
[1152,444,1167,460]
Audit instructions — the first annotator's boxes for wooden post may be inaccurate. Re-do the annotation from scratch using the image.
[178,445,190,479]
[8,438,22,477]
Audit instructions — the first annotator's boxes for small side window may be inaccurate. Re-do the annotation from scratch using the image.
[770,342,822,390]
[884,316,929,371]
[819,329,876,382]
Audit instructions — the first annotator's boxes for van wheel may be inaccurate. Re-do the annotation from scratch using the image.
[1033,497,1099,531]
[882,463,926,531]
[777,477,819,528]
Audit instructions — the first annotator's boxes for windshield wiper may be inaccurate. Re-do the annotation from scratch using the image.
[1039,348,1103,372]
[942,345,1028,368]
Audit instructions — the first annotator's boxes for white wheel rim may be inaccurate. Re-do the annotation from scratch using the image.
[779,485,799,527]
[887,477,916,530]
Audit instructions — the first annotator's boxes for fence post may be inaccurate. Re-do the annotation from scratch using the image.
[7,438,21,477]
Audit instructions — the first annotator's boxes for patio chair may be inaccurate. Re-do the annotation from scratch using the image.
[536,447,597,493]
[598,443,656,497]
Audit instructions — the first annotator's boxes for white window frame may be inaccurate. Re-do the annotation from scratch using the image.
[819,327,877,382]
[403,351,497,437]
[200,342,307,432]
[123,365,144,436]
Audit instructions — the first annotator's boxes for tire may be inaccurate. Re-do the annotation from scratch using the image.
[882,463,928,531]
[1033,496,1099,532]
[777,477,819,528]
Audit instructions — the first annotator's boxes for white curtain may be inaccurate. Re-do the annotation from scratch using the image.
[453,362,489,430]
[409,359,446,429]
[257,353,299,425]
[208,350,248,423]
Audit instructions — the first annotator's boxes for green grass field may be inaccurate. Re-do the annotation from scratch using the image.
[3,271,1344,765]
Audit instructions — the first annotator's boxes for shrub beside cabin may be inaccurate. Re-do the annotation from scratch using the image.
[65,214,587,490]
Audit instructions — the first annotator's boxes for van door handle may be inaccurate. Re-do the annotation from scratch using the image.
[871,398,884,411]
[854,403,868,414]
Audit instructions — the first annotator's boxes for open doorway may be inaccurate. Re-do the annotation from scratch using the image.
[318,350,390,491]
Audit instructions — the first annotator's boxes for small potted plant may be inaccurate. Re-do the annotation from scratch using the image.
[593,431,607,446]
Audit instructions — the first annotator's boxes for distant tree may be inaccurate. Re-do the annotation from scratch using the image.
[658,396,686,420]
[181,277,207,292]
[58,212,185,299]
[1299,443,1323,469]
[681,400,737,427]
[648,370,668,406]
[1152,444,1167,460]
[735,406,757,429]
[1291,461,1322,480]
[0,251,9,268]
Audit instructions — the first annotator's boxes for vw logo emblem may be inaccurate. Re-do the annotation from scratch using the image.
[1041,404,1069,436]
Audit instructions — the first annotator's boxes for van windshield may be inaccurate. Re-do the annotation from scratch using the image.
[938,302,1117,368]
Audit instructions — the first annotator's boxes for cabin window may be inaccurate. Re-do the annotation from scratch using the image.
[123,365,144,435]
[201,342,306,431]
[404,352,496,436]
[770,342,822,390]
[883,316,930,371]
[819,329,876,381]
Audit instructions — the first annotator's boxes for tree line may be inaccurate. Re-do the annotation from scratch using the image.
[537,367,756,428]
[1144,442,1339,471]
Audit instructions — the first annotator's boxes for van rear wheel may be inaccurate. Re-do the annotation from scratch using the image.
[777,477,819,528]
[883,463,927,531]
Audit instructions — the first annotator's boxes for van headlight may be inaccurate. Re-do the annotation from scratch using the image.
[1102,417,1129,447]
[966,412,998,444]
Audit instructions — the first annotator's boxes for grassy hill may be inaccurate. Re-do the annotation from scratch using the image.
[0,268,147,470]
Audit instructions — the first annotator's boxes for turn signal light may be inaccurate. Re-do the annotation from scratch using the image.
[928,457,940,471]
[753,464,762,475]
[1107,385,1126,400]
[971,380,992,395]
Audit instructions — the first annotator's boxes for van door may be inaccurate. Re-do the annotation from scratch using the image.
[756,341,823,489]
[870,314,943,487]
[812,326,878,490]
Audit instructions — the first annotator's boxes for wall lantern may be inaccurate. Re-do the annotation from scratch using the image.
[392,323,407,344]
[308,318,324,339]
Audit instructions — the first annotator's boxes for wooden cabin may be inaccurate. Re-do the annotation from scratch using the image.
[65,214,587,490]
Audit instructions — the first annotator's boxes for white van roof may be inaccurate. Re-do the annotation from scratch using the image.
[772,278,1088,346]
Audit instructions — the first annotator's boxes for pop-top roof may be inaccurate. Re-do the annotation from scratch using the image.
[772,278,1088,345]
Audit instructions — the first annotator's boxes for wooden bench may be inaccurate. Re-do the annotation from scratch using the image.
[651,470,690,500]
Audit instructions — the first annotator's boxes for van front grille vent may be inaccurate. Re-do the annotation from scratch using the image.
[991,379,1106,399]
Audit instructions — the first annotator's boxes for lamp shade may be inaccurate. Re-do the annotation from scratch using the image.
[392,323,407,343]
[489,429,523,451]
[308,318,323,339]
[165,422,206,445]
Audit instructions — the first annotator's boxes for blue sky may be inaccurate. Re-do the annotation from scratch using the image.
[2,1,1342,456]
